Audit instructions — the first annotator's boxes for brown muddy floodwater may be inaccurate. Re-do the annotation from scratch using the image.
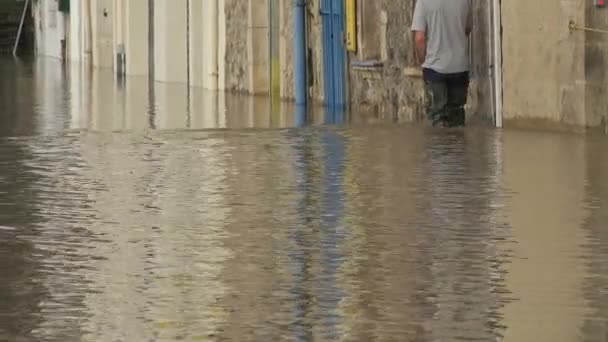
[0,57,607,342]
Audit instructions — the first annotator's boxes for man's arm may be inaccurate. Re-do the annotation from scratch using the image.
[414,31,426,66]
[411,1,427,66]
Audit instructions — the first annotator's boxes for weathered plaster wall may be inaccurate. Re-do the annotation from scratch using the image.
[502,0,587,128]
[279,0,294,100]
[306,0,325,104]
[223,0,249,92]
[248,0,269,94]
[469,1,494,124]
[223,0,270,94]
[585,4,608,129]
[502,0,608,130]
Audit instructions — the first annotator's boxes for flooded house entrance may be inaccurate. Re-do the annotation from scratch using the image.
[321,0,347,112]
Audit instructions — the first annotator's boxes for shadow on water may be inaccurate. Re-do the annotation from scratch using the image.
[0,58,607,341]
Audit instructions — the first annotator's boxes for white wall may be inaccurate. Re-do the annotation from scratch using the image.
[203,0,220,90]
[92,0,114,68]
[217,0,226,90]
[124,0,149,76]
[69,0,82,62]
[154,0,187,83]
[112,0,125,74]
[62,0,224,87]
[189,0,204,87]
[35,0,66,59]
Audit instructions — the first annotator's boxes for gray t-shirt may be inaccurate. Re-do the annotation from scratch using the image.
[411,0,471,74]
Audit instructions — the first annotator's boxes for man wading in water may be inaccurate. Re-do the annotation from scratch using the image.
[412,0,472,127]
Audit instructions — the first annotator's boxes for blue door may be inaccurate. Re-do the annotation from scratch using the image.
[321,0,347,111]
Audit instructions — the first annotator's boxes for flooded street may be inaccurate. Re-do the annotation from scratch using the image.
[1,58,607,342]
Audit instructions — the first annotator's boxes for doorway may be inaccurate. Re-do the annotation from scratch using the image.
[320,0,347,111]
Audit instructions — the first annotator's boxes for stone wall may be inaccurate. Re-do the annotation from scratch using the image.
[227,0,607,130]
[279,0,294,100]
[325,0,493,124]
[223,0,249,93]
[271,1,492,123]
[349,0,424,122]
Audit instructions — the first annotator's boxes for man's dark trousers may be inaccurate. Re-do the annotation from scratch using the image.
[423,68,470,127]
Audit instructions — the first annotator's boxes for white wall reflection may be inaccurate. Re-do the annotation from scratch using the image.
[33,58,69,134]
[11,58,344,134]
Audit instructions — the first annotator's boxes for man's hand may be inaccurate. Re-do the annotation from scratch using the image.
[414,31,426,66]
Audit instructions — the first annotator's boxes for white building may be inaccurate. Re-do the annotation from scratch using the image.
[33,0,222,89]
[33,0,275,95]
[33,0,68,59]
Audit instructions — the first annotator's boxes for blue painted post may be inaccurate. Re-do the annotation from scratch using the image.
[295,103,307,127]
[294,0,307,106]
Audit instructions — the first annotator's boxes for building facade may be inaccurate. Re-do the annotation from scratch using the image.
[33,0,68,59]
[33,0,608,131]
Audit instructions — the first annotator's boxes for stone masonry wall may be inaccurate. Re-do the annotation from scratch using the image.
[349,0,424,123]
[347,1,494,124]
[223,0,249,93]
[271,0,608,130]
[279,1,295,100]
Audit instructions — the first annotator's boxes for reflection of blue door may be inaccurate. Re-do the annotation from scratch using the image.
[321,0,346,111]
[318,129,346,339]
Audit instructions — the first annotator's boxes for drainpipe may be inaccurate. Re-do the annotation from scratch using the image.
[12,0,30,57]
[492,0,503,128]
[186,0,191,88]
[294,0,307,106]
